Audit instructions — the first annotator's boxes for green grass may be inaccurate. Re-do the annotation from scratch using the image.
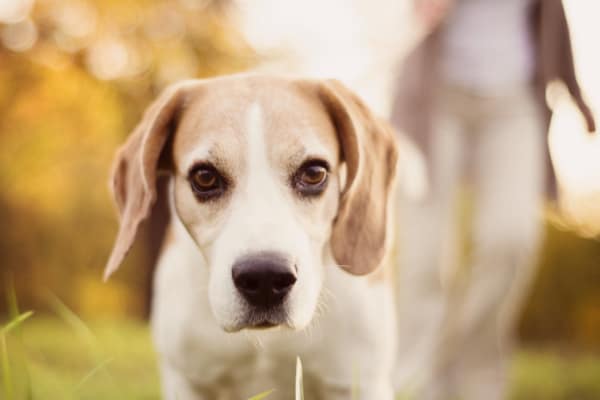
[510,350,600,400]
[1,316,600,400]
[1,316,159,400]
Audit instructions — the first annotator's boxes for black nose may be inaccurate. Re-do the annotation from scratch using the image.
[232,253,297,308]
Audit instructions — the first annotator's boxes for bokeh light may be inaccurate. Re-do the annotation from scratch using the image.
[1,18,37,51]
[0,0,34,24]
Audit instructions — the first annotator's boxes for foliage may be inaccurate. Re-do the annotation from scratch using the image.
[518,217,600,351]
[1,316,159,399]
[0,0,254,318]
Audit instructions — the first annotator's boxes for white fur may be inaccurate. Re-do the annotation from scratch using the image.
[150,101,398,399]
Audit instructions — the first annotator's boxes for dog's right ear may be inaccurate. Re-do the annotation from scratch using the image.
[306,79,399,276]
[104,82,194,280]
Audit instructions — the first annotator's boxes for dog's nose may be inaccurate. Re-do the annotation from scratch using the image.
[232,253,296,308]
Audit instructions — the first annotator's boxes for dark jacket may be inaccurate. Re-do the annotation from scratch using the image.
[391,0,596,198]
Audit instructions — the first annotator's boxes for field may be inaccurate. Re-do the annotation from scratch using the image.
[2,315,600,400]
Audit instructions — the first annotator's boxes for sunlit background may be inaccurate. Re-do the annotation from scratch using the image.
[0,0,599,399]
[550,1,600,236]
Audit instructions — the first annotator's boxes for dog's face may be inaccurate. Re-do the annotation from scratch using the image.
[172,80,341,330]
[104,75,398,332]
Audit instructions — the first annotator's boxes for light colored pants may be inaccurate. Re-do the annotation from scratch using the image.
[394,84,545,400]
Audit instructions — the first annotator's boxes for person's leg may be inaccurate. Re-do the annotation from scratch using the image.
[450,90,545,400]
[394,89,465,398]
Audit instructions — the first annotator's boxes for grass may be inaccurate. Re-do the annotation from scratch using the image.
[1,315,600,400]
[510,350,600,400]
[1,316,159,400]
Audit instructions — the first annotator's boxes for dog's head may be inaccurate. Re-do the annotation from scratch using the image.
[105,75,398,331]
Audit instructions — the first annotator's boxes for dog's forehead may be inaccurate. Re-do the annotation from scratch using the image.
[173,77,339,170]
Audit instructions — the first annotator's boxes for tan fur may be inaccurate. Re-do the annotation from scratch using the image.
[105,82,190,280]
[105,75,398,279]
[308,80,399,275]
[368,187,399,286]
[172,76,340,176]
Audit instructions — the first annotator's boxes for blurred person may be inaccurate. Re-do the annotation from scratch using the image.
[233,0,433,203]
[233,0,428,115]
[391,0,596,399]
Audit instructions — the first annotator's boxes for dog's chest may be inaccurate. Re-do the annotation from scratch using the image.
[150,238,318,383]
[150,223,396,397]
[152,285,320,399]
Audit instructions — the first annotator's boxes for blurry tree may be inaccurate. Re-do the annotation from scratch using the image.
[0,0,254,317]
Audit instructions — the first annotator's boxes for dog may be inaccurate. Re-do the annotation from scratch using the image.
[104,74,400,399]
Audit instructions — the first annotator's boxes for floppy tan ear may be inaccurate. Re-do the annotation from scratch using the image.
[315,79,399,275]
[104,82,192,280]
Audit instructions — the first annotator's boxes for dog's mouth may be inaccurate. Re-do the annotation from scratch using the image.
[249,321,278,329]
[227,306,291,332]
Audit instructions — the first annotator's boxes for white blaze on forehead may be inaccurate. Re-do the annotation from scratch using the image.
[241,100,282,225]
[230,100,298,248]
[246,101,268,174]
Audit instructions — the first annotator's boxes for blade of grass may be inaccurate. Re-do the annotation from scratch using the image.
[1,334,13,400]
[295,357,304,400]
[4,279,33,399]
[47,292,118,391]
[248,389,275,400]
[74,357,114,391]
[47,293,96,347]
[0,311,34,336]
[0,307,34,399]
[7,279,20,320]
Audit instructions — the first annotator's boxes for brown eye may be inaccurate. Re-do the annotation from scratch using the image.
[193,169,217,189]
[300,165,327,185]
[188,164,227,201]
[293,160,329,197]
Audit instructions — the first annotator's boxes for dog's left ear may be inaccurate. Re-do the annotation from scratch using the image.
[312,79,399,275]
[104,82,193,280]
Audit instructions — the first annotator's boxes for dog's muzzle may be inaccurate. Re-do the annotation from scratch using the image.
[232,252,296,326]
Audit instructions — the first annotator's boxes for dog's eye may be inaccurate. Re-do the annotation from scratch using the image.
[300,165,327,185]
[193,169,217,188]
[293,160,329,197]
[188,164,227,200]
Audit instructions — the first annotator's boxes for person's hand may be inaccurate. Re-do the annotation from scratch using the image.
[415,0,454,31]
[575,98,596,133]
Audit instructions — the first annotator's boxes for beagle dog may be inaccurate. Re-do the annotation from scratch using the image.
[105,74,399,400]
